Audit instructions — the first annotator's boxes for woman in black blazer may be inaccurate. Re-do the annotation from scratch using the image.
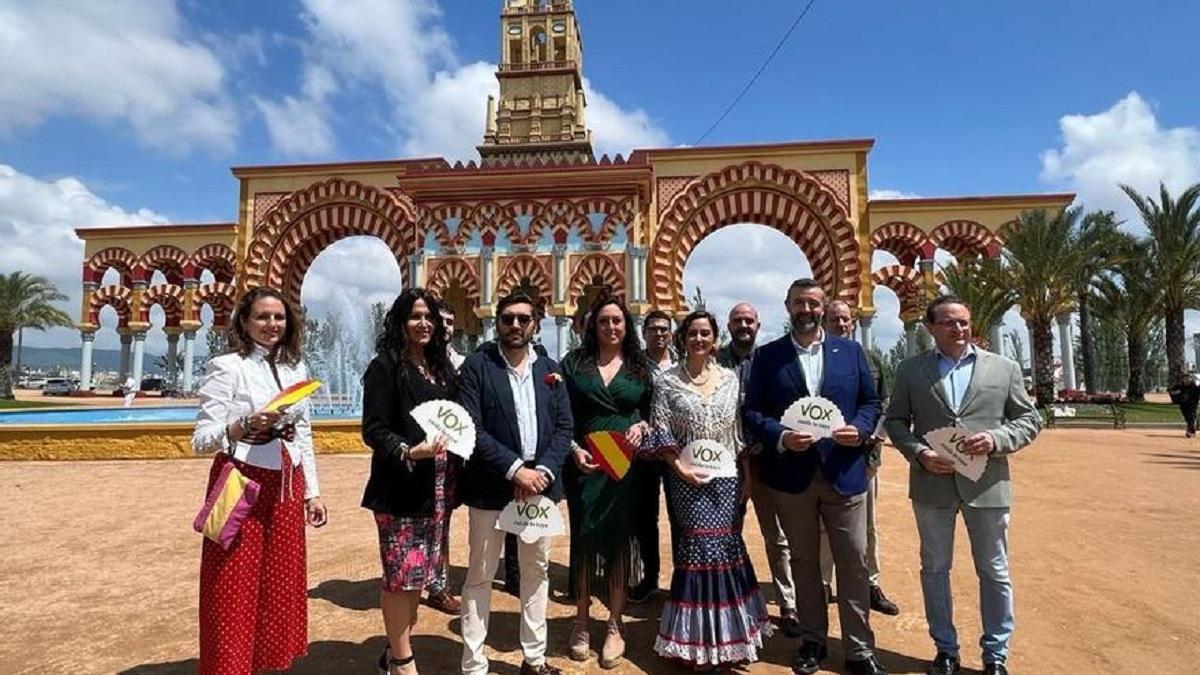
[361,288,458,675]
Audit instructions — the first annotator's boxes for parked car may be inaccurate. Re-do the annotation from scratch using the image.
[42,378,77,396]
[140,378,164,392]
[21,378,47,390]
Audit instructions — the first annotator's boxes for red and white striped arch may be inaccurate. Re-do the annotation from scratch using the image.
[930,220,1002,259]
[495,255,552,309]
[140,284,185,326]
[427,257,482,304]
[870,221,933,265]
[650,161,860,312]
[568,254,625,302]
[88,285,132,326]
[243,178,414,307]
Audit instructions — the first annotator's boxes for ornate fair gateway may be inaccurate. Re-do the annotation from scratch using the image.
[74,0,1071,392]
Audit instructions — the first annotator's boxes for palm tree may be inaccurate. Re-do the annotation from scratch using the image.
[1003,207,1087,407]
[1071,210,1124,393]
[1121,182,1200,384]
[1090,236,1164,401]
[940,256,1018,351]
[0,272,74,399]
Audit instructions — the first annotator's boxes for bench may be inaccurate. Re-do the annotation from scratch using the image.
[1044,403,1126,429]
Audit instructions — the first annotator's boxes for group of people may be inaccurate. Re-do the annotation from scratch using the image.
[192,276,1041,675]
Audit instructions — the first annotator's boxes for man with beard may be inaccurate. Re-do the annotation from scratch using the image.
[458,293,573,675]
[717,303,800,637]
[743,279,885,675]
[822,300,901,616]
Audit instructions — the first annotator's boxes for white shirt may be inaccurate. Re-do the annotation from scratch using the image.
[448,345,466,371]
[500,346,555,481]
[192,346,320,499]
[792,330,825,394]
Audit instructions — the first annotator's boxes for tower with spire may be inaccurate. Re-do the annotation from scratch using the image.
[479,0,594,166]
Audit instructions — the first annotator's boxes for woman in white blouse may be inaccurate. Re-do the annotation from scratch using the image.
[192,287,327,675]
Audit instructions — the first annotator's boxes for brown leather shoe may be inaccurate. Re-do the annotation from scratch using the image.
[424,589,461,615]
[519,662,563,675]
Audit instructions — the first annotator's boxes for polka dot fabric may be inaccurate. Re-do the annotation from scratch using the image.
[199,453,308,675]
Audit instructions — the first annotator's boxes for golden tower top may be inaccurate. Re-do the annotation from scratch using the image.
[479,0,594,166]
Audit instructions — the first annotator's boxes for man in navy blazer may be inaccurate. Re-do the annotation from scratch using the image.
[743,278,885,675]
[458,293,572,675]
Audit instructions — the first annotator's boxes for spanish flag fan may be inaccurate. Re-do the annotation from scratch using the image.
[584,430,634,482]
[264,379,322,413]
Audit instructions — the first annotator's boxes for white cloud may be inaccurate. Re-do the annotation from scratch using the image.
[258,0,669,160]
[0,164,168,351]
[255,65,339,158]
[1040,91,1200,225]
[869,189,922,200]
[0,0,237,154]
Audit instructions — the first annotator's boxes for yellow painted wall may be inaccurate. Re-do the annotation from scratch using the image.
[0,420,366,461]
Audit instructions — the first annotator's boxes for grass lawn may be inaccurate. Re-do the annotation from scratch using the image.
[0,398,76,410]
[1120,401,1184,424]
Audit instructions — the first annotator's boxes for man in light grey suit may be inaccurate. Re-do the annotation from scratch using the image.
[885,296,1040,675]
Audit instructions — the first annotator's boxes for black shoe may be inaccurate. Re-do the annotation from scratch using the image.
[777,607,802,638]
[869,584,900,616]
[503,578,520,597]
[845,656,888,675]
[982,663,1008,675]
[928,652,961,675]
[628,580,656,604]
[791,641,827,674]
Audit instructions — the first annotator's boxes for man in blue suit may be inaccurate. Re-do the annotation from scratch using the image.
[458,292,572,675]
[743,278,885,675]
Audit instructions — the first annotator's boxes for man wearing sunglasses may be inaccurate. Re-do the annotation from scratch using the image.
[885,295,1040,675]
[458,292,573,675]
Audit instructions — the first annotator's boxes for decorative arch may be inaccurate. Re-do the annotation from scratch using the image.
[576,197,633,247]
[140,245,189,285]
[931,220,1002,259]
[870,221,933,265]
[243,178,414,307]
[427,258,481,302]
[140,284,185,326]
[649,161,860,312]
[88,285,132,325]
[194,282,237,326]
[871,264,924,321]
[496,255,552,309]
[421,203,477,251]
[567,254,625,303]
[85,247,137,285]
[188,244,237,283]
[530,200,585,247]
[469,202,524,248]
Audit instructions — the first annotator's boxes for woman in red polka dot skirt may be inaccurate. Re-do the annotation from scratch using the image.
[192,288,328,675]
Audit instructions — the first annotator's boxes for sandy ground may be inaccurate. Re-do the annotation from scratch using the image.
[1,428,1197,675]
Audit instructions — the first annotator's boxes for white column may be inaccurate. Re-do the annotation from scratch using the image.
[480,246,495,306]
[118,332,132,380]
[182,330,197,393]
[989,322,1004,355]
[858,315,874,352]
[79,331,95,391]
[1058,314,1076,390]
[552,245,567,305]
[555,315,570,360]
[165,332,180,388]
[131,331,147,388]
[408,252,425,289]
[482,317,496,343]
[905,322,920,358]
[1194,332,1200,371]
[629,246,647,303]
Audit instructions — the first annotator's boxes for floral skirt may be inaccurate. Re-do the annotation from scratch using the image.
[374,452,452,593]
[654,474,773,666]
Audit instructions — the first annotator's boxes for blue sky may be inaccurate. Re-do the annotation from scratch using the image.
[2,0,1199,362]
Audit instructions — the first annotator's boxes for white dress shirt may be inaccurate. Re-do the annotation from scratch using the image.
[500,346,555,482]
[192,345,320,499]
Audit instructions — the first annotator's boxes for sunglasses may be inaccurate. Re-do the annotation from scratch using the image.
[500,313,534,327]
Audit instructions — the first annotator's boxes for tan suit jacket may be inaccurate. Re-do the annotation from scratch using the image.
[884,348,1040,508]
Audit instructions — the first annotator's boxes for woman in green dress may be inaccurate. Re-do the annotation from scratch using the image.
[561,294,653,670]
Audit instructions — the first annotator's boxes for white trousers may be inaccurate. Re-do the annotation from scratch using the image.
[460,506,551,675]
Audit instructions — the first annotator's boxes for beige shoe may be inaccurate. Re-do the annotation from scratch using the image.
[568,620,590,661]
[599,619,625,669]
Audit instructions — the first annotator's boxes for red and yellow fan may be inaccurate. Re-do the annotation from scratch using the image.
[264,379,323,413]
[584,431,634,482]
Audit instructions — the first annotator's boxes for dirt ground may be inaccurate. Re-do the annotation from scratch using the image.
[1,428,1197,675]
